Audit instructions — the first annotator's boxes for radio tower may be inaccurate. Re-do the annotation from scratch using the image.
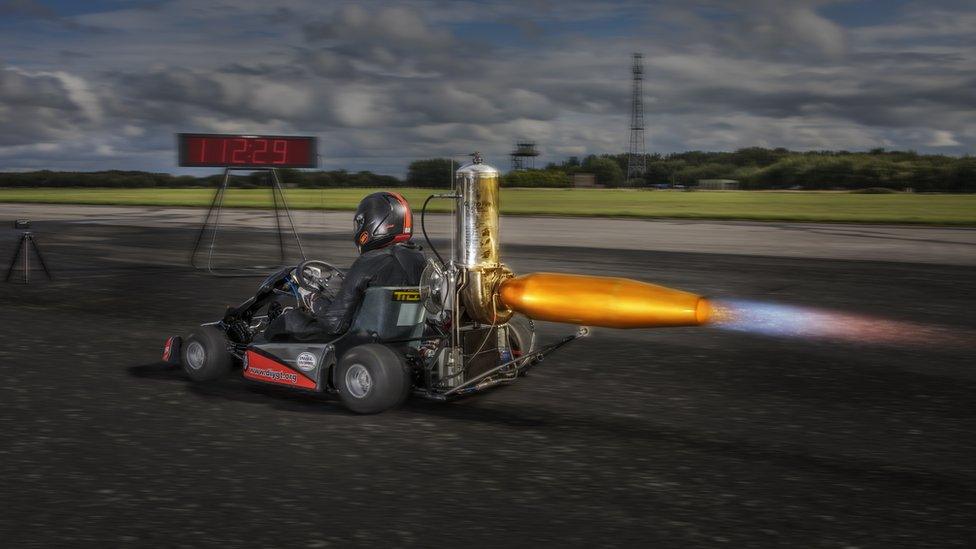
[627,52,646,182]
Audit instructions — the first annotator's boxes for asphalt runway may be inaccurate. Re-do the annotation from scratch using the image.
[0,210,974,547]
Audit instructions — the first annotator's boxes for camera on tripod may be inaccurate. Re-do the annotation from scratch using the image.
[6,218,51,283]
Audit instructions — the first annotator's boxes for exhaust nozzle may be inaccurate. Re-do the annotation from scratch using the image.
[499,272,710,329]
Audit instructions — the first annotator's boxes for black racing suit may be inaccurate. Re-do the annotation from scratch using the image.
[264,242,426,341]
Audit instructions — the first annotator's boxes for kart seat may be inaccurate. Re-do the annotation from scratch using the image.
[344,286,426,345]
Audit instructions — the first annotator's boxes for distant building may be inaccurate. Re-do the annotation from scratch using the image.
[573,173,602,188]
[696,179,740,190]
[510,141,540,171]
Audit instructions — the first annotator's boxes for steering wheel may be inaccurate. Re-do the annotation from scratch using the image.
[294,259,345,301]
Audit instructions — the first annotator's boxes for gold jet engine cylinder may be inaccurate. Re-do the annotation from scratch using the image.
[455,157,513,324]
[498,272,711,328]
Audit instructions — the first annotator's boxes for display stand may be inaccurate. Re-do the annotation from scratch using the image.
[189,167,306,276]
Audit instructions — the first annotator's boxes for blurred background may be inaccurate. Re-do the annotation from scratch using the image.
[1,1,974,547]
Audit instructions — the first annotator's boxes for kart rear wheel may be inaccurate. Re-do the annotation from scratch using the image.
[336,344,411,414]
[507,314,537,357]
[181,326,233,382]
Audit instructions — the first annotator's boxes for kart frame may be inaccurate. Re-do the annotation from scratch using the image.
[166,275,587,407]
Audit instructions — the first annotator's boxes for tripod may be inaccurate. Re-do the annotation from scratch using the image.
[5,231,53,283]
[189,167,306,276]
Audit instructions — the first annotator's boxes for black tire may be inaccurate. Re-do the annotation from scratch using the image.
[181,326,233,382]
[335,344,411,414]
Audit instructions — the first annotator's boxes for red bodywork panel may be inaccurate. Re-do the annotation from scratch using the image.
[243,349,317,389]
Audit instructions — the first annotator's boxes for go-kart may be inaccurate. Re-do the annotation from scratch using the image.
[162,155,713,414]
[162,259,585,414]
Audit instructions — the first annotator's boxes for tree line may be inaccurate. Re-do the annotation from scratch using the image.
[1,148,973,191]
[634,148,975,192]
[402,149,975,192]
[0,168,399,189]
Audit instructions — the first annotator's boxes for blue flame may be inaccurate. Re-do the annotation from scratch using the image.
[711,299,973,348]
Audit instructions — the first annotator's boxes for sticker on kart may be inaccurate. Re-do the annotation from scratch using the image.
[243,350,316,389]
[391,290,420,302]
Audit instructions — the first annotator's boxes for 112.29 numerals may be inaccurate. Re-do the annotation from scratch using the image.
[197,138,289,165]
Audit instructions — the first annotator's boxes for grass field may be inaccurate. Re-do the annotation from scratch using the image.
[0,187,974,225]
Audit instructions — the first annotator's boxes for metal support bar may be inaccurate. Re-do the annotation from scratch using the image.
[4,233,25,282]
[271,168,306,262]
[270,170,285,264]
[29,234,51,280]
[189,167,306,276]
[440,326,589,396]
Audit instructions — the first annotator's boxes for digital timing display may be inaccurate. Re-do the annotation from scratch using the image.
[177,133,317,168]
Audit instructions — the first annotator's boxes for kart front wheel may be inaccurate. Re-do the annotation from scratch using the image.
[181,326,233,382]
[335,344,411,414]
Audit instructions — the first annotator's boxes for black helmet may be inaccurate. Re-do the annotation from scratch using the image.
[353,191,413,253]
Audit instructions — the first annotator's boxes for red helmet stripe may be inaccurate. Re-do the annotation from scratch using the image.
[389,192,412,235]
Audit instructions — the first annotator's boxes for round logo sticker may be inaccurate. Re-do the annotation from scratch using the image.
[296,352,317,372]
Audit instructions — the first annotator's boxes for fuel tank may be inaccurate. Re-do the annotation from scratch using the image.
[455,157,513,324]
[498,272,711,328]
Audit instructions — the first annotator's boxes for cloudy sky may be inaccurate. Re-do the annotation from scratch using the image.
[0,0,973,176]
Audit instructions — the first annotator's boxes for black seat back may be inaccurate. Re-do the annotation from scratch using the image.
[345,286,425,343]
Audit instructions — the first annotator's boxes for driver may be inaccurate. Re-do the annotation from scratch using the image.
[263,191,426,341]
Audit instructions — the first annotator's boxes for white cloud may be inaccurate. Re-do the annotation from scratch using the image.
[928,130,961,147]
[331,87,389,127]
[0,0,973,175]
